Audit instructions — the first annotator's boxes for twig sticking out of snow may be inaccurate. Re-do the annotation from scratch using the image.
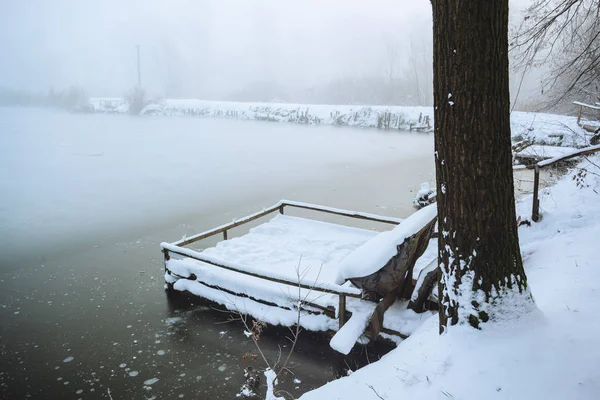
[231,257,313,399]
[366,384,385,399]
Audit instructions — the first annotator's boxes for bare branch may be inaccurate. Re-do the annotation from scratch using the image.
[512,0,600,107]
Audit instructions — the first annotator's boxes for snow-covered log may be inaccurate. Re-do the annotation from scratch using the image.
[341,209,438,338]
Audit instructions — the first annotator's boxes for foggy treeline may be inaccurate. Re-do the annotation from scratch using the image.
[0,0,438,108]
[0,86,90,110]
[0,37,433,109]
[0,0,595,114]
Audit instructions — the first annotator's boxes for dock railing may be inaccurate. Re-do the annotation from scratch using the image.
[574,101,600,125]
[161,200,403,329]
[162,143,600,330]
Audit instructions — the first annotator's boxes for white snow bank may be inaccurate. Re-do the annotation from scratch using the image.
[302,155,600,400]
[335,204,437,282]
[140,99,433,131]
[90,97,590,146]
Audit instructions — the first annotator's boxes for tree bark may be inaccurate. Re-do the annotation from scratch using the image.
[431,0,533,331]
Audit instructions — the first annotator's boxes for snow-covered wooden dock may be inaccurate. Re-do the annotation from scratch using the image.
[161,201,438,353]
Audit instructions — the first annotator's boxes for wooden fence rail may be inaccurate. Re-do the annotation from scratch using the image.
[172,200,402,247]
[574,101,600,124]
[527,144,600,222]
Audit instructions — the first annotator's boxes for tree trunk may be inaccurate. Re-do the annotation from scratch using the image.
[431,0,533,331]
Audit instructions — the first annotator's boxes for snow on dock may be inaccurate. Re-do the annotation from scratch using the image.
[165,215,376,305]
[163,208,436,348]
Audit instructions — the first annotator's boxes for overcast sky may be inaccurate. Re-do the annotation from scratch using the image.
[0,0,531,100]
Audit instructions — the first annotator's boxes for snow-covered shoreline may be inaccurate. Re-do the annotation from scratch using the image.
[140,99,434,131]
[301,154,600,400]
[88,97,592,147]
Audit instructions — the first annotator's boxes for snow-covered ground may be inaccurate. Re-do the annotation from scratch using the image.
[301,155,600,400]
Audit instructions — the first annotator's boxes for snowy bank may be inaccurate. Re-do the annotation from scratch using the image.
[141,99,433,131]
[301,155,600,400]
[88,97,591,145]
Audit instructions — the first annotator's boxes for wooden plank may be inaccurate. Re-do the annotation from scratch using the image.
[338,294,347,329]
[380,326,409,340]
[172,200,401,248]
[170,275,334,317]
[537,144,600,168]
[163,245,363,298]
[282,200,403,225]
[167,284,409,340]
[532,165,541,222]
[162,249,170,265]
[172,203,282,247]
[573,101,600,110]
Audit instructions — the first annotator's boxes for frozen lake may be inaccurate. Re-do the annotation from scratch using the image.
[0,107,435,399]
[0,107,434,269]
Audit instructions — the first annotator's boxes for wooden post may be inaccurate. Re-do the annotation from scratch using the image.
[532,164,541,222]
[279,204,285,214]
[577,104,582,125]
[223,230,228,240]
[163,249,170,272]
[338,294,346,329]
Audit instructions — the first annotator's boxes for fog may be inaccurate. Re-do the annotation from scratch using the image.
[0,1,427,99]
[1,0,538,105]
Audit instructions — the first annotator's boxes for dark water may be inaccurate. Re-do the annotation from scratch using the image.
[0,223,401,400]
[0,109,434,399]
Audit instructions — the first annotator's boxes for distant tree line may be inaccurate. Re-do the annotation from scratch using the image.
[0,86,91,111]
[224,37,434,106]
[223,75,433,107]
